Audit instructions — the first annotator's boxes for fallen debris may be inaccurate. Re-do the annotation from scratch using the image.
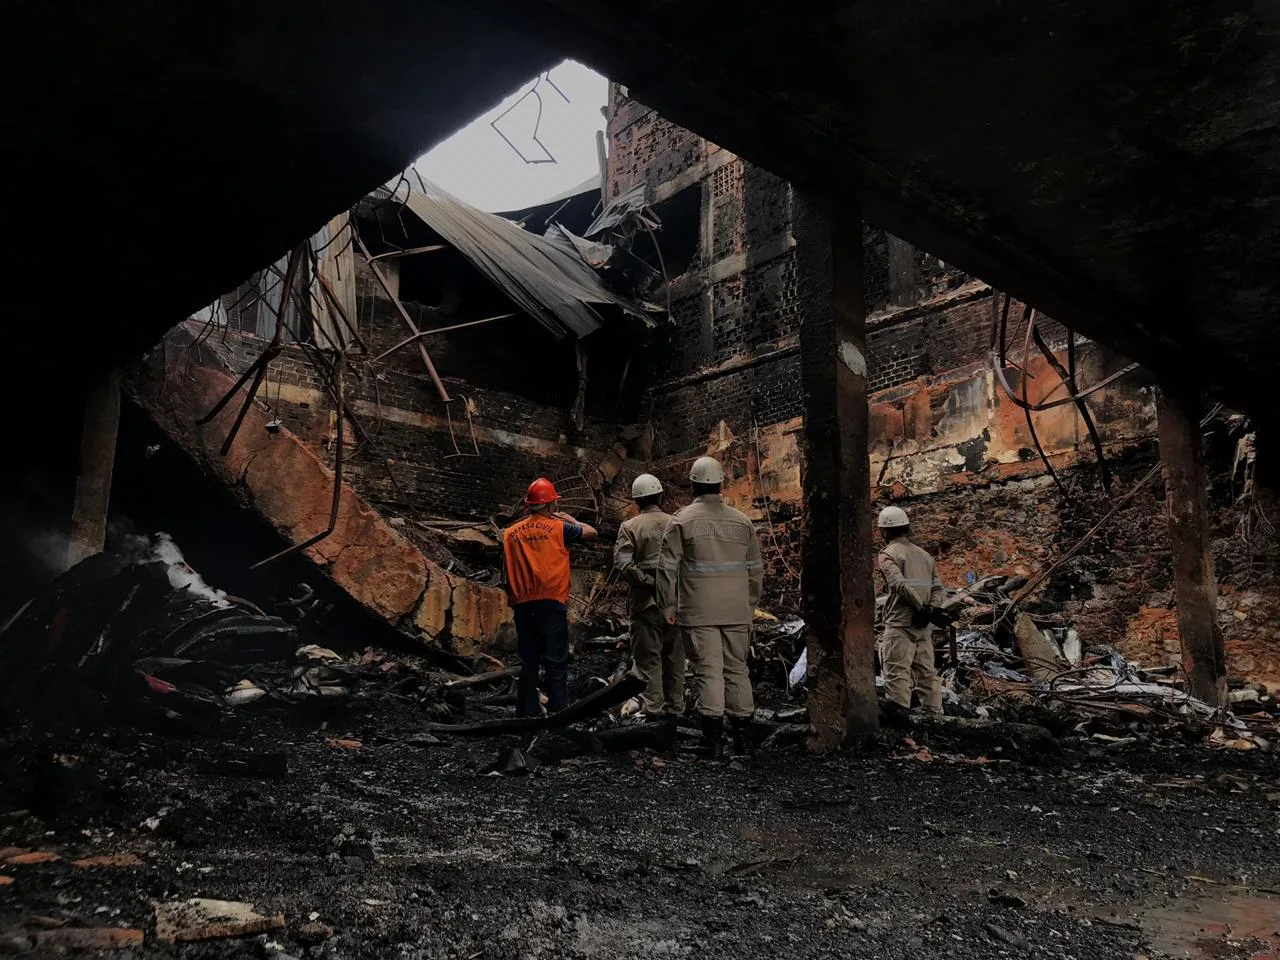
[486,746,541,776]
[154,897,286,944]
[31,927,144,949]
[425,674,645,736]
[3,850,61,866]
[444,665,521,689]
[295,920,334,944]
[0,546,298,734]
[931,574,1280,749]
[1011,612,1069,681]
[71,853,142,869]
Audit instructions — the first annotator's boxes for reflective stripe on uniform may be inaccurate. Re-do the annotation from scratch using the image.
[680,558,761,574]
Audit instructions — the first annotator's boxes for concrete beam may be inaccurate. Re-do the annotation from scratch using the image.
[1155,387,1227,707]
[795,189,879,750]
[66,369,121,569]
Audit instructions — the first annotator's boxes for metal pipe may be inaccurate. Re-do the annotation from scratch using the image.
[204,245,304,453]
[354,232,452,402]
[1032,323,1112,491]
[371,313,517,363]
[368,243,446,262]
[1020,308,1068,498]
[250,361,346,570]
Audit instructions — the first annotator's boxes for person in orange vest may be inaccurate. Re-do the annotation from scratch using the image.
[501,477,598,717]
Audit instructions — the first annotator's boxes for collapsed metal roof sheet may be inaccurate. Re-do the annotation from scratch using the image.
[400,180,654,340]
[584,182,649,239]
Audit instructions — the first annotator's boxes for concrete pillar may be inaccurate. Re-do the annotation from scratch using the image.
[794,188,879,750]
[885,234,921,308]
[1155,386,1226,707]
[66,368,121,569]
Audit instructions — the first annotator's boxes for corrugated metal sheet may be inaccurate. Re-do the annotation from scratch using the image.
[310,212,355,349]
[401,180,653,340]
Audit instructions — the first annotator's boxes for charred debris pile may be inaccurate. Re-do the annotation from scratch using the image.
[1,532,1276,772]
[0,536,651,759]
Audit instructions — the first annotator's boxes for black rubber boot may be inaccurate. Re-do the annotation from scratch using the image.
[881,699,912,729]
[700,715,725,760]
[727,716,753,757]
[659,715,681,753]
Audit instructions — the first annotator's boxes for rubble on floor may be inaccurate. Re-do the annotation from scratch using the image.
[935,575,1280,750]
[153,897,285,944]
[0,543,299,735]
[773,573,1278,752]
[0,638,1275,960]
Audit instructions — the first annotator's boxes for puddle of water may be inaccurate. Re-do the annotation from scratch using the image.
[1138,891,1280,959]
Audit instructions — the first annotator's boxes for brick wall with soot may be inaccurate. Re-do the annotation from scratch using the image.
[648,291,1059,457]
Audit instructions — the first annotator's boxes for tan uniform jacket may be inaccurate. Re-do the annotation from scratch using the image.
[877,537,946,629]
[612,506,671,620]
[655,495,763,627]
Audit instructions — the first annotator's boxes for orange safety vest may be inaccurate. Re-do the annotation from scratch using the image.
[502,514,572,605]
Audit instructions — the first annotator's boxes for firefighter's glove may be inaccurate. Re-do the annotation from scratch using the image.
[929,606,957,628]
[911,605,934,629]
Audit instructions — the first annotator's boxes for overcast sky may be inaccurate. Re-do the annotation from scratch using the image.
[414,59,607,213]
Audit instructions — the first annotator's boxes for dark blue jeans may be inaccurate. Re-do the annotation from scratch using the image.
[513,600,570,717]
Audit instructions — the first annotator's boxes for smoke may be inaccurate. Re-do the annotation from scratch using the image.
[109,524,230,607]
[152,533,230,606]
[25,528,69,577]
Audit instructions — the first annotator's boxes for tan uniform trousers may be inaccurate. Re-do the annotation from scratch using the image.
[685,624,753,719]
[630,617,685,716]
[879,625,942,713]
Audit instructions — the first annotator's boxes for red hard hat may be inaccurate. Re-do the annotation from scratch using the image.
[524,477,560,505]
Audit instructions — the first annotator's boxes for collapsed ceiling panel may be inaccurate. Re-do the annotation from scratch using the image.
[398,180,657,340]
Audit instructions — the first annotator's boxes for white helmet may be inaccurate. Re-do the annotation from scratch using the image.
[877,505,910,529]
[631,473,663,499]
[690,456,724,484]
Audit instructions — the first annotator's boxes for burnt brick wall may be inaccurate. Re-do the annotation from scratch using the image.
[867,296,1069,393]
[610,89,1073,439]
[652,350,804,456]
[607,88,705,199]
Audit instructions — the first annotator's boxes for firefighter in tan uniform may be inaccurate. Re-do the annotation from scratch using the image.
[876,505,946,715]
[613,474,684,722]
[656,457,763,758]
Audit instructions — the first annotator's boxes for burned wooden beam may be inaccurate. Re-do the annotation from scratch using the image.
[1155,386,1227,707]
[794,189,878,751]
[443,665,521,689]
[423,674,644,736]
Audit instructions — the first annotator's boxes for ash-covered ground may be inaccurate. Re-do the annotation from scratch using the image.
[1,658,1277,960]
